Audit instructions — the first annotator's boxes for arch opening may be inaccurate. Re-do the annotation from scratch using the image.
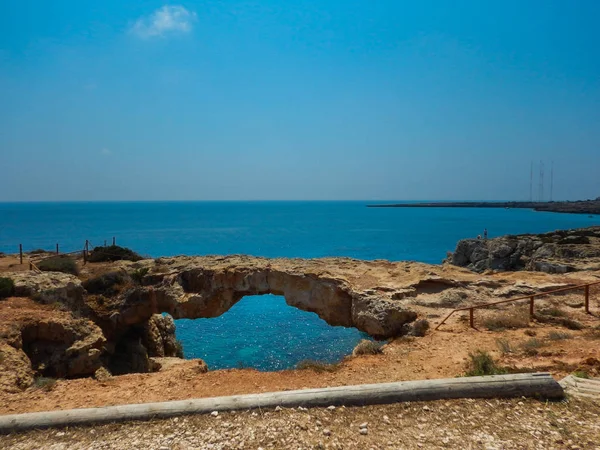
[174,294,369,371]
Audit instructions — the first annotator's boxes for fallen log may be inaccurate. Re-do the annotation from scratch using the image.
[0,373,563,434]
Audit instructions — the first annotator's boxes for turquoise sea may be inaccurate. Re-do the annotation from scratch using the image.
[0,201,597,370]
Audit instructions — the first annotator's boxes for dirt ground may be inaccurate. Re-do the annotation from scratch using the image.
[1,305,599,415]
[2,397,600,449]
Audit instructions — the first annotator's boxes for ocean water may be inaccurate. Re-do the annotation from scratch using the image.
[0,201,597,370]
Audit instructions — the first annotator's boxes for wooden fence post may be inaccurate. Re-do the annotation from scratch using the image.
[585,285,590,314]
[529,296,535,320]
[112,236,115,246]
[104,240,107,247]
[56,243,59,255]
[19,244,23,265]
[469,308,474,328]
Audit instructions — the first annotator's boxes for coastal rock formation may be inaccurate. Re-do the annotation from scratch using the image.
[0,298,106,391]
[448,227,600,273]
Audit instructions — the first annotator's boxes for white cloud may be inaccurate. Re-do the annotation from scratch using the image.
[100,148,112,156]
[130,5,197,39]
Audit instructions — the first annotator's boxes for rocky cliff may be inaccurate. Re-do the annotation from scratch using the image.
[448,226,600,273]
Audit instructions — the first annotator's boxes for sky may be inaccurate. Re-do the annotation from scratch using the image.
[1,0,599,201]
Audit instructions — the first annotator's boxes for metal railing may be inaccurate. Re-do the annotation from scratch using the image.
[435,280,600,330]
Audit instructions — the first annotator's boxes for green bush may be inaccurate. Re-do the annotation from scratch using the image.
[130,267,150,284]
[464,350,507,377]
[38,255,78,275]
[82,271,126,295]
[88,245,142,263]
[0,277,15,299]
[29,249,51,255]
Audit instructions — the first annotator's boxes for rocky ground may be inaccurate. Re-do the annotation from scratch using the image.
[1,229,600,448]
[2,397,600,449]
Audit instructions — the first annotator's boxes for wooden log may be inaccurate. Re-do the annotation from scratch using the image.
[0,373,562,434]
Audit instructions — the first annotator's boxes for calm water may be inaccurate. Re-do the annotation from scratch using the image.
[1,201,597,370]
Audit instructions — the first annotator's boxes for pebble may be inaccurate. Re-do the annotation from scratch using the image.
[323,429,331,436]
[210,411,219,417]
[275,406,282,412]
[360,428,368,435]
[327,406,336,410]
[359,422,368,429]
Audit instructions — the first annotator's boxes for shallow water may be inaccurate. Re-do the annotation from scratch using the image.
[1,201,597,370]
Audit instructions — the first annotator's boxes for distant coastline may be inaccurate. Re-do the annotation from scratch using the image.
[367,200,600,215]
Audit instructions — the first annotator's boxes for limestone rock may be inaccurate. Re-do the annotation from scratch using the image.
[447,226,600,273]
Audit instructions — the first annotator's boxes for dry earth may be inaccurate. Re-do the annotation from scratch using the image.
[2,398,600,449]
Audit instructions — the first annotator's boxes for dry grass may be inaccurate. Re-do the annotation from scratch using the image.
[352,340,383,356]
[296,360,341,373]
[496,338,513,354]
[483,309,530,331]
[547,331,572,341]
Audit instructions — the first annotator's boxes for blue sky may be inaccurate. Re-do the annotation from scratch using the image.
[1,0,599,201]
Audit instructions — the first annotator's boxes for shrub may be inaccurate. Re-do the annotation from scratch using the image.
[539,307,566,318]
[535,314,584,330]
[573,370,590,379]
[484,311,530,331]
[411,319,430,337]
[296,360,340,373]
[33,377,57,392]
[175,340,184,358]
[548,331,571,341]
[88,245,142,263]
[130,267,150,284]
[352,340,383,356]
[496,338,513,354]
[0,277,15,299]
[37,256,78,275]
[82,271,126,295]
[521,338,544,356]
[29,249,50,255]
[464,350,507,377]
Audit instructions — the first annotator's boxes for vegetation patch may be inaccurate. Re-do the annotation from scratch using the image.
[464,350,507,377]
[535,314,584,330]
[520,338,544,356]
[547,331,571,341]
[33,377,57,392]
[88,245,143,263]
[539,307,566,318]
[352,340,383,356]
[0,277,15,299]
[411,319,430,337]
[296,360,340,373]
[175,340,184,358]
[130,267,150,284]
[37,255,78,275]
[29,249,51,255]
[82,271,127,295]
[573,370,590,379]
[483,310,530,331]
[496,338,513,354]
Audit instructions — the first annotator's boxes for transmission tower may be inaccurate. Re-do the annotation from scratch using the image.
[539,160,544,202]
[550,161,554,202]
[529,161,533,202]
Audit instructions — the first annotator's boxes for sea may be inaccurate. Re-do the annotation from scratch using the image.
[0,201,597,371]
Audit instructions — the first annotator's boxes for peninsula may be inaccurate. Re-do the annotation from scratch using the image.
[367,199,600,215]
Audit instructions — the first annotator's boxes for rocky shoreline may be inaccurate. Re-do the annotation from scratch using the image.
[1,227,600,398]
[367,199,600,215]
